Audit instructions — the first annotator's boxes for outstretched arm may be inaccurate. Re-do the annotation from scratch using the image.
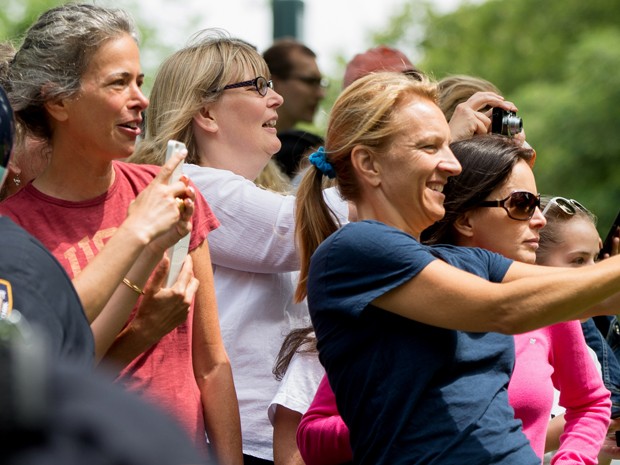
[374,256,620,334]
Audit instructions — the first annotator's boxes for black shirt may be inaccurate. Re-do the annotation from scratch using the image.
[0,216,93,366]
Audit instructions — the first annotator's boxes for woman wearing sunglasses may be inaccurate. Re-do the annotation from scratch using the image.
[297,132,611,465]
[293,70,620,464]
[131,30,350,465]
[422,134,610,464]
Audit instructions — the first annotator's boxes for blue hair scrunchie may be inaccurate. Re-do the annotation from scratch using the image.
[308,147,336,179]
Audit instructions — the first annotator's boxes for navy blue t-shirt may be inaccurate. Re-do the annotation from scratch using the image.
[307,220,539,465]
[0,216,93,366]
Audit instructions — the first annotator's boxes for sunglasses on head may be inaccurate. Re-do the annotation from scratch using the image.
[541,196,588,217]
[478,191,541,221]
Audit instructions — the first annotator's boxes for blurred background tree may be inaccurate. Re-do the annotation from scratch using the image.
[1,0,50,39]
[0,0,184,92]
[353,0,620,235]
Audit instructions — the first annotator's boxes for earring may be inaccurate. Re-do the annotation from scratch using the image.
[13,175,21,187]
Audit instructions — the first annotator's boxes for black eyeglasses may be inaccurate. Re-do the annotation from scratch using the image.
[477,191,541,221]
[541,196,588,217]
[222,76,273,97]
[289,75,330,89]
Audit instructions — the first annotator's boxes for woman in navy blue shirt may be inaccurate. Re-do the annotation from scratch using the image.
[294,72,620,465]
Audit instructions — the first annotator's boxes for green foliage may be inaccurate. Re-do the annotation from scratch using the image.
[516,27,620,231]
[383,0,620,235]
[371,0,430,63]
[420,0,620,95]
[0,0,66,44]
[0,0,183,95]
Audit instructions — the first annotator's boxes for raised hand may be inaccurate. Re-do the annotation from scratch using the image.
[449,91,518,142]
[145,183,196,256]
[129,254,200,348]
[123,148,195,251]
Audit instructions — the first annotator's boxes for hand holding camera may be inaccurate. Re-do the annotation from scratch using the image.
[448,91,522,142]
[491,107,523,137]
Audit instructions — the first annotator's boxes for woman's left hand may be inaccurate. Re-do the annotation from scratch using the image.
[129,254,199,347]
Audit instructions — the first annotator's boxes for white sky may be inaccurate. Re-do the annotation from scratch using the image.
[115,0,471,75]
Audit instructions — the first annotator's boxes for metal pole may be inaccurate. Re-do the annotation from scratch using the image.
[272,0,305,40]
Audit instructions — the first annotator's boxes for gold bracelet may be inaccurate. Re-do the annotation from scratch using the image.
[122,277,145,295]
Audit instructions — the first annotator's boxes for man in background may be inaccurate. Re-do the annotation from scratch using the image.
[263,39,328,183]
[263,38,327,133]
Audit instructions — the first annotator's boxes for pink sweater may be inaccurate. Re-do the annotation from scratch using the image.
[298,320,610,465]
[297,375,352,465]
[510,321,610,464]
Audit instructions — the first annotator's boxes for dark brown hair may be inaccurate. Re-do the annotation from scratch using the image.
[422,135,536,245]
[272,326,317,381]
[263,38,317,79]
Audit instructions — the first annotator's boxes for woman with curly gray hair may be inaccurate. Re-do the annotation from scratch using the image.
[1,4,241,463]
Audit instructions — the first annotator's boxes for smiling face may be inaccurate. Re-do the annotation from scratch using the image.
[462,159,546,263]
[59,34,148,162]
[200,72,284,180]
[538,216,601,267]
[370,97,461,237]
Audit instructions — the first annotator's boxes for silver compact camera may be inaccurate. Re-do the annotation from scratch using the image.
[491,107,523,137]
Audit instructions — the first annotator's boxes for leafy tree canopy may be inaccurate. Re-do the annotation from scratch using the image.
[376,0,620,234]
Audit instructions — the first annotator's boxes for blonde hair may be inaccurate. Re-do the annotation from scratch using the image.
[254,159,292,194]
[131,29,270,166]
[294,72,439,301]
[438,74,500,121]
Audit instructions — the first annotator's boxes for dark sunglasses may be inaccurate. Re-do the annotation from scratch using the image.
[223,76,273,97]
[541,196,588,217]
[478,191,541,221]
[289,75,330,89]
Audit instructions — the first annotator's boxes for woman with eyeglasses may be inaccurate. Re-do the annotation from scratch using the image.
[0,5,239,463]
[536,196,620,464]
[422,134,611,464]
[290,70,620,464]
[131,30,349,465]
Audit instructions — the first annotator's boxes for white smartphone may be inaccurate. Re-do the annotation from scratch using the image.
[165,140,190,288]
